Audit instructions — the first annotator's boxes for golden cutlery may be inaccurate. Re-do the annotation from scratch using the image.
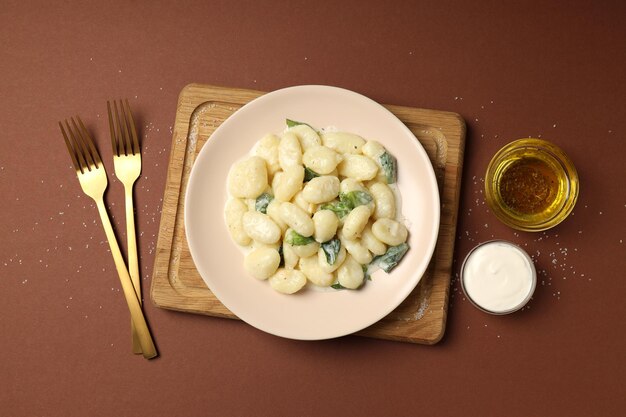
[107,100,143,354]
[59,116,157,359]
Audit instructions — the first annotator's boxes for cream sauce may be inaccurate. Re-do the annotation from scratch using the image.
[462,241,535,313]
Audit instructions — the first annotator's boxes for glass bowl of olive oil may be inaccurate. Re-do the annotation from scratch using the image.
[485,138,579,231]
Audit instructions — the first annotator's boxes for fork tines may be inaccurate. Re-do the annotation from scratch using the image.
[107,99,139,157]
[59,116,102,173]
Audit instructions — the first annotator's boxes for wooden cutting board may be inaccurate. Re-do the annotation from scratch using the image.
[150,84,465,344]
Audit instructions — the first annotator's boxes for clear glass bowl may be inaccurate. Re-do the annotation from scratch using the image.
[485,138,579,232]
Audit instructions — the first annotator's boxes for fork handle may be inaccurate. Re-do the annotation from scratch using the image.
[95,199,157,359]
[124,185,143,355]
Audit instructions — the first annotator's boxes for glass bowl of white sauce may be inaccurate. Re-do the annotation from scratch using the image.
[460,240,536,314]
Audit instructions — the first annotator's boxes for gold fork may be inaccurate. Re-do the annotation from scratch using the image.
[59,117,157,359]
[107,99,143,354]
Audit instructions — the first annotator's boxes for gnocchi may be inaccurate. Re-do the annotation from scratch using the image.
[302,176,340,204]
[266,199,288,231]
[299,255,334,286]
[289,124,322,150]
[269,268,307,294]
[302,145,342,174]
[244,247,281,280]
[292,190,318,215]
[280,202,315,237]
[254,133,281,177]
[312,210,339,243]
[340,232,373,265]
[278,132,303,170]
[337,154,379,181]
[337,255,365,289]
[321,132,365,154]
[224,198,252,246]
[371,218,408,246]
[361,140,385,159]
[282,240,299,269]
[224,119,410,294]
[273,165,305,202]
[369,182,396,220]
[361,224,387,256]
[341,205,371,240]
[227,156,268,199]
[242,211,282,244]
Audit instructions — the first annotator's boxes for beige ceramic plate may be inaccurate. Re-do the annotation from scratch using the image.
[185,85,440,340]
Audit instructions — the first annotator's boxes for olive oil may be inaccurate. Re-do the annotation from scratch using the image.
[485,139,578,231]
[498,157,561,216]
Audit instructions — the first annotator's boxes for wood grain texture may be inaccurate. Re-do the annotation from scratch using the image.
[150,84,465,344]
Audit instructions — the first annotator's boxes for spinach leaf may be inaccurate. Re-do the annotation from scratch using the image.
[321,239,341,265]
[340,190,373,208]
[255,192,273,214]
[379,152,397,184]
[285,229,315,246]
[278,244,284,267]
[304,167,320,182]
[286,119,316,130]
[320,191,372,219]
[372,243,409,273]
[362,264,371,281]
[331,283,346,290]
[320,201,352,219]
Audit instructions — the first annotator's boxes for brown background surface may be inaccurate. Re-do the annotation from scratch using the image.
[1,1,625,416]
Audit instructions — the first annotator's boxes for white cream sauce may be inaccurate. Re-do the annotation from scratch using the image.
[462,241,535,313]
